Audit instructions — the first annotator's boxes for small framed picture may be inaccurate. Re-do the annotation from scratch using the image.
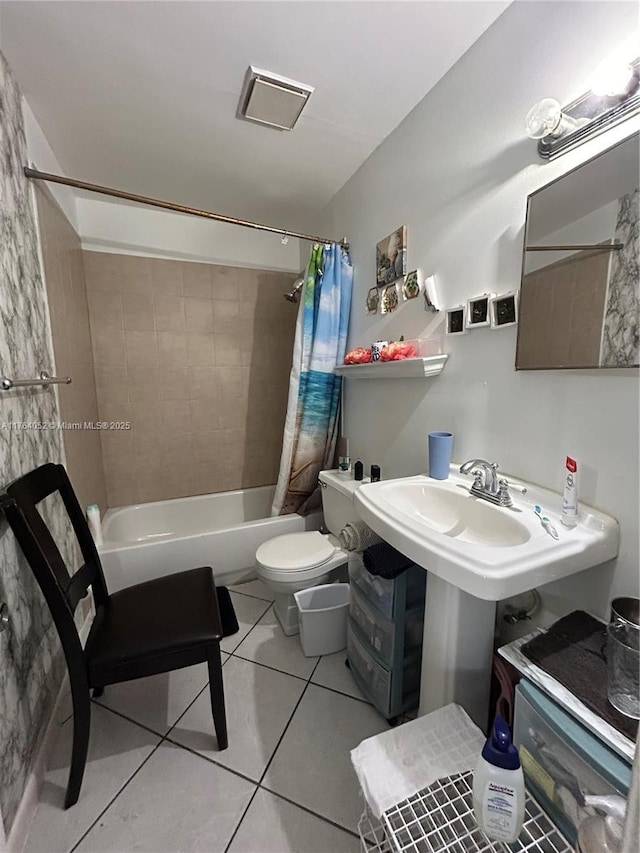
[381,283,399,314]
[376,226,407,287]
[489,291,519,328]
[402,269,420,300]
[365,287,379,315]
[445,306,466,335]
[466,293,496,328]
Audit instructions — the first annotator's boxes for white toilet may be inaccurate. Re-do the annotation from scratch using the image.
[256,469,361,635]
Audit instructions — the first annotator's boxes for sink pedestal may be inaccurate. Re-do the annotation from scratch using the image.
[419,574,496,732]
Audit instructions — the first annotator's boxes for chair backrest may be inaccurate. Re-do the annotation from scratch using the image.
[0,463,110,655]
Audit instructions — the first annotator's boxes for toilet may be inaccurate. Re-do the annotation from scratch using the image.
[256,469,361,635]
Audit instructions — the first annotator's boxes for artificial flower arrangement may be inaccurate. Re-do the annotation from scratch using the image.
[343,337,418,365]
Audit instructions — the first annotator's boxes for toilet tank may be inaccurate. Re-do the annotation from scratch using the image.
[318,469,362,537]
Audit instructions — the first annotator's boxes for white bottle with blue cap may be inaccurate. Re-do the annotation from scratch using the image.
[472,715,525,844]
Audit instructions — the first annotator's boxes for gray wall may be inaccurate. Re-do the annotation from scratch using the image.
[0,52,75,835]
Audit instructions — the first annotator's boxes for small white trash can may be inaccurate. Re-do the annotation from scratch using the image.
[294,583,350,657]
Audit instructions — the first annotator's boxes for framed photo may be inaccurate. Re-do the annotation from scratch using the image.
[381,283,399,314]
[365,287,379,315]
[490,291,519,328]
[445,306,466,335]
[402,269,420,300]
[376,226,407,287]
[466,293,496,328]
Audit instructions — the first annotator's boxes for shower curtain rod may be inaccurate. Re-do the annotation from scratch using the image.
[23,167,349,249]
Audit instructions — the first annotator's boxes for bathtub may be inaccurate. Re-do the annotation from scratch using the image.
[100,485,322,593]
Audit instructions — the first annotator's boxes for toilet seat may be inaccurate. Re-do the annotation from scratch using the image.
[256,531,347,583]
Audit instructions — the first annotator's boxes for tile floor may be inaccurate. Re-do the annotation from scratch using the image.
[25,580,395,853]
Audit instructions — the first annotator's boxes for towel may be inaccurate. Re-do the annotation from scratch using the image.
[338,522,381,552]
[363,541,413,580]
[521,610,638,741]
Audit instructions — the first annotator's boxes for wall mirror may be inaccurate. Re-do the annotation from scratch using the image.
[516,132,639,370]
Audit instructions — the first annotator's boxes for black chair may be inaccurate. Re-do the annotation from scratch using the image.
[1,462,238,808]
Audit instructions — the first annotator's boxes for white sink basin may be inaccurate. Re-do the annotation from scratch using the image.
[355,470,619,600]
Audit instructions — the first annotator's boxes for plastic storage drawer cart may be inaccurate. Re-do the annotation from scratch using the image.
[347,552,426,722]
[514,679,632,845]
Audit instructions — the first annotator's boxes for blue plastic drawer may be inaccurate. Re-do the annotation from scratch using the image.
[514,680,631,844]
[349,583,423,668]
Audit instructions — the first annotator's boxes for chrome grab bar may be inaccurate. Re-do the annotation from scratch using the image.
[1,371,72,391]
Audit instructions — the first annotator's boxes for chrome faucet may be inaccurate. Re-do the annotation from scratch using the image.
[459,459,516,507]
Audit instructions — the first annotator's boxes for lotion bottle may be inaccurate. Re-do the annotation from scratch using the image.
[472,716,525,844]
[87,504,103,547]
[561,456,578,528]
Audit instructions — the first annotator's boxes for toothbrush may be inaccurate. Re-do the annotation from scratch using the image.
[534,505,560,540]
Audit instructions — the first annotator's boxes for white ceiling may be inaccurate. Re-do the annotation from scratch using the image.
[0,1,510,231]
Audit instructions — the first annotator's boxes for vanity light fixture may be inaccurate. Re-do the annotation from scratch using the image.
[238,66,314,131]
[526,56,640,159]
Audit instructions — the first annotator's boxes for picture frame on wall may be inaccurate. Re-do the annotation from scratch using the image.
[376,226,407,287]
[489,291,519,328]
[365,287,380,314]
[402,269,421,300]
[466,293,496,328]
[445,306,467,335]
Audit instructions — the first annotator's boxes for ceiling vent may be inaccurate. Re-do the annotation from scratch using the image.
[238,66,314,131]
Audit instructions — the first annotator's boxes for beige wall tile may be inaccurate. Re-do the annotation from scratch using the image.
[154,295,185,331]
[151,258,184,296]
[123,292,155,331]
[83,252,294,506]
[185,297,213,333]
[183,262,213,299]
[187,332,215,366]
[92,327,127,367]
[211,266,238,300]
[125,330,158,367]
[87,290,123,330]
[157,331,188,366]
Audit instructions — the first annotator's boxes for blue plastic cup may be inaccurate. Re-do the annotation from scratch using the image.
[428,432,453,480]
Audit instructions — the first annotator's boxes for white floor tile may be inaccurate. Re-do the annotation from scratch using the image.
[311,651,366,702]
[167,656,306,782]
[263,684,389,833]
[75,741,255,853]
[95,662,213,735]
[233,606,318,680]
[220,592,272,653]
[228,578,275,601]
[227,788,360,853]
[24,705,160,853]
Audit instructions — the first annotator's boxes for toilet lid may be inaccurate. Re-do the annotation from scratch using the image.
[256,531,337,572]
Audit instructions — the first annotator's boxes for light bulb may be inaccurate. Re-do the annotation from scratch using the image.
[525,98,578,140]
[590,60,634,96]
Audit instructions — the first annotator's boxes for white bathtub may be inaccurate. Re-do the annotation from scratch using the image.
[100,485,322,593]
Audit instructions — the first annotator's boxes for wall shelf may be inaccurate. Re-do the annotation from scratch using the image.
[335,354,447,379]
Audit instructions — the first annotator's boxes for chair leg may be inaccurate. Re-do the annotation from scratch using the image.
[65,679,91,808]
[207,646,228,751]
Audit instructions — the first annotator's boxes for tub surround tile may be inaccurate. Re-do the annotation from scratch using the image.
[23,704,160,853]
[219,593,272,654]
[75,741,255,853]
[227,788,360,853]
[263,684,389,834]
[168,656,306,781]
[84,253,298,506]
[95,662,212,736]
[233,606,319,681]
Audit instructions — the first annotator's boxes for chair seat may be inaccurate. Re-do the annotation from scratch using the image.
[86,566,229,686]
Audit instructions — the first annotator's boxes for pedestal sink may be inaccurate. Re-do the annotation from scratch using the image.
[354,468,618,729]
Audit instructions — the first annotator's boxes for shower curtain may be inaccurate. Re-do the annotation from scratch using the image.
[272,243,353,516]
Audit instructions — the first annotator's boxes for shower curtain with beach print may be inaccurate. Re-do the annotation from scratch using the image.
[272,243,353,516]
